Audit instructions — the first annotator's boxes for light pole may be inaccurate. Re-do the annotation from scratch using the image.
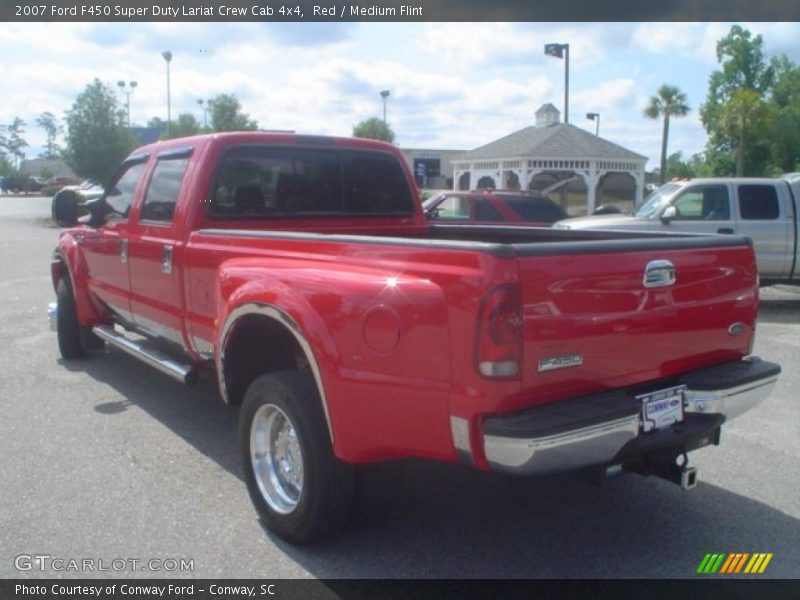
[117,80,137,127]
[162,50,173,136]
[586,112,600,136]
[380,89,390,124]
[544,43,569,124]
[197,98,207,129]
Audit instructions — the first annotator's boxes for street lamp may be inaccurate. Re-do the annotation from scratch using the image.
[162,50,173,136]
[586,112,600,136]
[380,89,390,124]
[544,43,569,124]
[197,98,207,129]
[117,80,137,127]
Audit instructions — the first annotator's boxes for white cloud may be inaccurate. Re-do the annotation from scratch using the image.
[2,21,793,169]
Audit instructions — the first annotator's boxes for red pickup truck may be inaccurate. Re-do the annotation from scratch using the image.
[49,132,781,542]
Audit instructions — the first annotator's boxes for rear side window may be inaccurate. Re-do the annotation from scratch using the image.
[141,157,190,222]
[105,161,147,218]
[502,195,567,222]
[473,199,503,221]
[738,185,780,220]
[208,146,414,218]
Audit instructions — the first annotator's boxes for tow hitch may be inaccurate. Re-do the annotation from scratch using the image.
[597,453,699,490]
[646,453,698,490]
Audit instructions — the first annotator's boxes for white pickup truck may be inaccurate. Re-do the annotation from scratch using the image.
[556,174,800,286]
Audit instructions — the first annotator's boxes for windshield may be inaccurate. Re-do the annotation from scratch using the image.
[634,183,681,218]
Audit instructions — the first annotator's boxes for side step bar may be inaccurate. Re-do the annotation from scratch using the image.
[92,325,198,386]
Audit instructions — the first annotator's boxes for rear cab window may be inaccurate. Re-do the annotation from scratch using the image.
[207,146,414,218]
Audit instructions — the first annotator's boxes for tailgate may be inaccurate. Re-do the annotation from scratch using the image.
[514,237,759,406]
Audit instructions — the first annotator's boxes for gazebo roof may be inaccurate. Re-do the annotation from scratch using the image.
[458,123,647,162]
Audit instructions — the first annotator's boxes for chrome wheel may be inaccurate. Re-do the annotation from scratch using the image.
[250,404,304,514]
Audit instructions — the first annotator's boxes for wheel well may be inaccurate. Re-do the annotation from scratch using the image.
[52,258,68,292]
[223,314,308,406]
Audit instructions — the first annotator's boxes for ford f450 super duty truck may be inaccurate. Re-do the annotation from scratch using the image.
[48,132,781,542]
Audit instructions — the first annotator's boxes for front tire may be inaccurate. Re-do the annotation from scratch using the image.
[240,371,354,543]
[56,278,85,359]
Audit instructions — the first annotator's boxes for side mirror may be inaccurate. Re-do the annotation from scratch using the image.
[51,189,80,227]
[660,205,677,224]
[426,206,442,220]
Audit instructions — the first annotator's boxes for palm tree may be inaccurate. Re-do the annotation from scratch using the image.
[719,89,771,176]
[645,85,690,184]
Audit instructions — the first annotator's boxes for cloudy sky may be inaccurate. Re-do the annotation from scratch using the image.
[2,21,798,169]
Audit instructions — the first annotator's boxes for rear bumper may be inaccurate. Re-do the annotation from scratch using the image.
[482,357,780,475]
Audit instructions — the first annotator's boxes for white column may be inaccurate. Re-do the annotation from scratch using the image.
[526,169,542,191]
[633,165,645,206]
[584,165,599,215]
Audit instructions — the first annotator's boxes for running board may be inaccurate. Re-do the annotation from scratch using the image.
[92,325,198,386]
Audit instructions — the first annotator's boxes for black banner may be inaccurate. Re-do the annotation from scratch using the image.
[2,579,800,600]
[4,0,800,22]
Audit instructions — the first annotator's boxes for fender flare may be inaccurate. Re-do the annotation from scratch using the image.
[52,234,102,326]
[216,302,335,441]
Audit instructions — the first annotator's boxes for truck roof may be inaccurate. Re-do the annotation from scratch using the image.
[667,176,793,185]
[128,131,401,158]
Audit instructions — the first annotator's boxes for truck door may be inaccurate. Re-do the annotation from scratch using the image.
[666,183,735,236]
[80,156,149,323]
[734,183,791,279]
[127,149,192,347]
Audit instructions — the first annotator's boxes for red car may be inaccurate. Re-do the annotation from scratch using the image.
[423,190,568,226]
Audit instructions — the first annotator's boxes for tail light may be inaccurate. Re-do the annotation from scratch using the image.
[475,284,523,378]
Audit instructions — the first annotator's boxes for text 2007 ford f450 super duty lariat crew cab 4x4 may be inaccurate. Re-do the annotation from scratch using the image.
[48,132,781,542]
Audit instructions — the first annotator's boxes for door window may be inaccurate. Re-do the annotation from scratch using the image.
[672,185,730,221]
[141,157,190,223]
[104,161,147,219]
[434,196,470,220]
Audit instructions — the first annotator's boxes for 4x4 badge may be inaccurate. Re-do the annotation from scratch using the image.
[538,352,583,372]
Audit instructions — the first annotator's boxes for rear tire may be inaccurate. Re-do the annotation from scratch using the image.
[240,371,354,543]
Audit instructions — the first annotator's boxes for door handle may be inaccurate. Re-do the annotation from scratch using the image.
[717,228,734,234]
[119,239,128,263]
[161,245,173,274]
[643,259,676,288]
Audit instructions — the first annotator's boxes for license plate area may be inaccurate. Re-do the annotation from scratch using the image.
[637,385,685,433]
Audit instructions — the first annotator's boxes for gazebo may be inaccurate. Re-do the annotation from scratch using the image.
[452,104,647,214]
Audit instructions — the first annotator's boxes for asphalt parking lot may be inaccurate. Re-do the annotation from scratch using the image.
[0,195,798,579]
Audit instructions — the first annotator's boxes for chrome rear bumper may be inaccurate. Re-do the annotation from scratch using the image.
[482,357,780,476]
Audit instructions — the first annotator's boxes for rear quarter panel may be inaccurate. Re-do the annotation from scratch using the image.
[194,235,516,463]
